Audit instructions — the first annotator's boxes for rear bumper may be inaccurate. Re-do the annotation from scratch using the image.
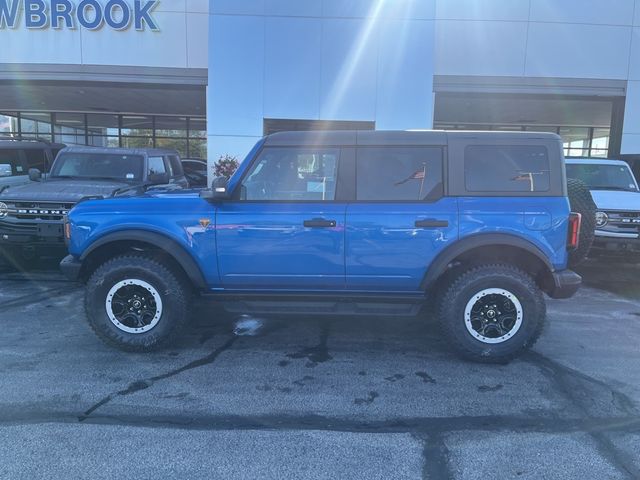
[60,255,82,282]
[547,269,581,299]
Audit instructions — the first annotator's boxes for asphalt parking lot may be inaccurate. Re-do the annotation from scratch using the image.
[1,259,640,479]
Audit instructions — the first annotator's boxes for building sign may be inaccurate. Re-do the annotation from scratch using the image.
[0,0,160,31]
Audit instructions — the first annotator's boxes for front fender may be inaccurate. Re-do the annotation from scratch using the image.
[79,229,208,289]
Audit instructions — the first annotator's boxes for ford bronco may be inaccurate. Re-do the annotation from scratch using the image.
[566,158,640,256]
[60,131,582,363]
[0,146,187,268]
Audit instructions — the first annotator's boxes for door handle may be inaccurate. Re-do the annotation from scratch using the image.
[415,219,449,228]
[304,218,337,228]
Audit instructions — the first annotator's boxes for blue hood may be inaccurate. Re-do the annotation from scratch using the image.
[590,189,640,211]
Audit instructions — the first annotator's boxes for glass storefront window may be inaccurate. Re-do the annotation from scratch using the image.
[189,118,206,138]
[156,138,187,157]
[3,111,205,157]
[121,115,153,137]
[21,113,52,135]
[54,113,86,145]
[155,116,187,137]
[188,139,207,159]
[88,136,120,148]
[0,112,19,136]
[121,136,154,149]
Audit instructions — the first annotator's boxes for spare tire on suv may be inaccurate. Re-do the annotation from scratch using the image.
[567,177,596,267]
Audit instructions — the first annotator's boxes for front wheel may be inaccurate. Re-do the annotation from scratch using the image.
[437,264,546,363]
[84,254,190,352]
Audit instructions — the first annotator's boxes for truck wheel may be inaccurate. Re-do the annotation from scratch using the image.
[84,254,189,352]
[437,264,545,363]
[567,178,596,267]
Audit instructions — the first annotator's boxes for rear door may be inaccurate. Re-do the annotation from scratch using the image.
[216,145,347,290]
[345,146,458,291]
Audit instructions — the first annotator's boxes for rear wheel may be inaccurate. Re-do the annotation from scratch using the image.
[437,264,546,363]
[84,254,190,352]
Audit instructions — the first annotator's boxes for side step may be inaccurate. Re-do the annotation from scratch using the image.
[212,294,427,317]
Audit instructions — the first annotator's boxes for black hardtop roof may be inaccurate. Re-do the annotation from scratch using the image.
[0,139,65,149]
[58,146,180,156]
[264,130,562,147]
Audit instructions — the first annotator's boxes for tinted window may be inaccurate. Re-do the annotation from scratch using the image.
[464,145,550,192]
[24,149,48,172]
[0,150,27,176]
[168,155,183,176]
[52,153,144,181]
[183,161,207,187]
[566,163,637,192]
[148,156,167,176]
[241,147,339,201]
[356,147,443,201]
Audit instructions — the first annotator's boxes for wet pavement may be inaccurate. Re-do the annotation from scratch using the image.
[0,260,639,479]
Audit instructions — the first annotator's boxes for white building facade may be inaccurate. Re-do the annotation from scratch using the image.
[2,0,640,174]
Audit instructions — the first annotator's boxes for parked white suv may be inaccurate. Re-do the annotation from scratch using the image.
[566,158,640,255]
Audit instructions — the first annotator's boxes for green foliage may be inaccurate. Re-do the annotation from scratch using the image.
[214,154,239,177]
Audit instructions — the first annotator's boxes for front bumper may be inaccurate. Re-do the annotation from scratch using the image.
[60,255,82,282]
[547,269,582,299]
[591,230,640,254]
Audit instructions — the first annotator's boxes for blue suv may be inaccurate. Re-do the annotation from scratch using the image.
[60,131,582,363]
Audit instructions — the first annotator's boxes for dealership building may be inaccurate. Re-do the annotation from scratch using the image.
[2,0,640,174]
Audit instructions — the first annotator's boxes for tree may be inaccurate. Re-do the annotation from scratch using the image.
[214,154,239,177]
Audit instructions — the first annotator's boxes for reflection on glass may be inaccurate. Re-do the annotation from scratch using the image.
[0,112,19,135]
[121,115,153,137]
[156,138,187,157]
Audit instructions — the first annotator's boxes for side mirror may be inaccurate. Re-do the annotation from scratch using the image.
[199,176,230,201]
[148,172,170,185]
[28,168,42,182]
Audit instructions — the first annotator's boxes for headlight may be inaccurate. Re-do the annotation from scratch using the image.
[595,211,608,228]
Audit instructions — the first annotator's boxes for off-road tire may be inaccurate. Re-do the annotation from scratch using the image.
[437,264,546,363]
[84,254,190,352]
[567,178,596,267]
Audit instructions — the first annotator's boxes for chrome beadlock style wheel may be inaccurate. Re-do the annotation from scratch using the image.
[105,279,163,334]
[464,288,523,344]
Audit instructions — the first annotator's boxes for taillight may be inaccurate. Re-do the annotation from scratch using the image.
[567,212,581,250]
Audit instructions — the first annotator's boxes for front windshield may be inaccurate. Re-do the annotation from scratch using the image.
[566,163,638,192]
[51,153,144,182]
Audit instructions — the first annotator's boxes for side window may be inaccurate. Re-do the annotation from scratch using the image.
[148,156,167,176]
[168,155,183,177]
[0,150,28,177]
[24,149,47,172]
[464,145,550,193]
[356,147,443,201]
[241,147,339,201]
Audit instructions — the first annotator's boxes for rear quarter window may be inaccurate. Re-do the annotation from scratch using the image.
[356,147,443,201]
[464,145,550,193]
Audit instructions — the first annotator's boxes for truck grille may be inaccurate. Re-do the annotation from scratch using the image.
[601,211,640,234]
[4,202,74,221]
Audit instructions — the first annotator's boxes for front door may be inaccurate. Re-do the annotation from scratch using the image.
[216,146,346,290]
[346,146,458,291]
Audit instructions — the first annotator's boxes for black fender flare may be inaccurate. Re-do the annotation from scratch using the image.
[80,230,208,290]
[421,233,555,290]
